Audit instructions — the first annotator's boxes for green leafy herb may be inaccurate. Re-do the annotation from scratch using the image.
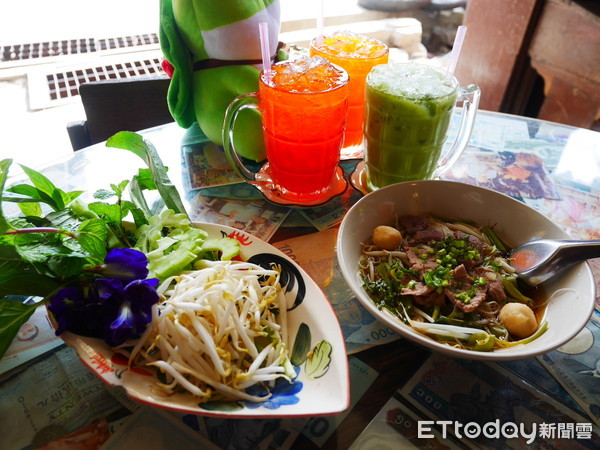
[0,132,240,360]
[0,136,173,358]
[106,132,187,216]
[0,299,38,358]
[77,219,109,261]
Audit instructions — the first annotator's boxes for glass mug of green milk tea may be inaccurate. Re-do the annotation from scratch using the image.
[363,63,480,190]
[310,31,389,150]
[223,56,349,202]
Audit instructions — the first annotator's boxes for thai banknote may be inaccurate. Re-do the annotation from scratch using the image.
[444,149,560,200]
[499,357,586,417]
[399,353,600,449]
[350,394,465,449]
[105,356,376,450]
[462,114,529,153]
[538,312,600,427]
[180,124,265,199]
[302,356,379,447]
[299,187,362,231]
[327,258,399,354]
[101,406,218,450]
[188,414,306,450]
[183,142,244,190]
[187,194,290,242]
[0,346,122,449]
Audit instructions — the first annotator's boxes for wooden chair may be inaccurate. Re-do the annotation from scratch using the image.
[67,75,174,151]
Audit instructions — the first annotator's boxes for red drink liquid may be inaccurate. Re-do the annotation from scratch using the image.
[259,58,349,199]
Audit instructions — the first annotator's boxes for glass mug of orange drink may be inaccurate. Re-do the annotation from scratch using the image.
[310,31,389,156]
[223,56,349,203]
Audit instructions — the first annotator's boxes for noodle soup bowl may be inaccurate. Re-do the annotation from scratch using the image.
[337,180,596,360]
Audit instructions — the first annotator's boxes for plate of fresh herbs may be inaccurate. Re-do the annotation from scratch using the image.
[0,132,349,417]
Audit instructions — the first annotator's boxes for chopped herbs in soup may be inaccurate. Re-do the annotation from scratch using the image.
[359,215,549,352]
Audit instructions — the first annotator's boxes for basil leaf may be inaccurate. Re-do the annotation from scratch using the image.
[47,255,86,279]
[89,202,122,226]
[121,200,148,228]
[19,165,65,210]
[17,202,43,217]
[0,299,38,359]
[13,232,65,263]
[106,132,187,216]
[0,247,62,296]
[0,159,12,234]
[0,273,61,297]
[77,219,108,261]
[68,191,84,202]
[7,184,57,208]
[1,192,39,203]
[93,189,115,200]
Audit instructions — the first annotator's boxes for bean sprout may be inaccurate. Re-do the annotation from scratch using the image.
[130,260,296,402]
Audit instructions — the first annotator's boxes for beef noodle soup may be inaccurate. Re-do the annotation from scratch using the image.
[358,215,548,352]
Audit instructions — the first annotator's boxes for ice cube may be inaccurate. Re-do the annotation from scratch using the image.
[288,56,312,74]
[332,30,359,40]
[308,55,329,70]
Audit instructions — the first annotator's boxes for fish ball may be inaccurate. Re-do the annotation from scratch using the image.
[372,225,402,251]
[498,303,537,339]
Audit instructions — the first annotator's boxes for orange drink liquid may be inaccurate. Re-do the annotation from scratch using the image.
[258,57,348,198]
[310,32,389,149]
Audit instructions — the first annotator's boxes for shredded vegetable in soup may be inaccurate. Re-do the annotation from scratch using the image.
[359,215,548,352]
[129,260,295,402]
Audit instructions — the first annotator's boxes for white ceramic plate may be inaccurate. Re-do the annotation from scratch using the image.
[59,223,349,417]
[337,180,596,361]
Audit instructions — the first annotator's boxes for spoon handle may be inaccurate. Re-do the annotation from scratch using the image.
[558,240,600,262]
[510,239,600,286]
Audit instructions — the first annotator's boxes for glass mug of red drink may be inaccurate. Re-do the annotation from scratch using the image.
[223,56,349,203]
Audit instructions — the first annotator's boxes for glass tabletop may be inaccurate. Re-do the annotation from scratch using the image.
[2,110,599,448]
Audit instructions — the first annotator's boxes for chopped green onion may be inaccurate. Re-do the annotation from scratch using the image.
[468,332,496,351]
[482,225,508,253]
[502,277,535,305]
[496,321,549,347]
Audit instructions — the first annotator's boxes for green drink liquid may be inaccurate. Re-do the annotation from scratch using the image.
[364,64,458,190]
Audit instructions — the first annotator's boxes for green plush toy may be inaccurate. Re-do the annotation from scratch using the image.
[159,0,282,162]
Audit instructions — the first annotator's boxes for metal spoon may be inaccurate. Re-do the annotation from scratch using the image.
[509,239,600,286]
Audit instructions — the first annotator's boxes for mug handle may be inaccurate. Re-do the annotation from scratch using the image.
[222,92,260,182]
[433,84,481,178]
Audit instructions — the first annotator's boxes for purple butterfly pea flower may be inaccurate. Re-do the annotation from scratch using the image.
[94,278,127,307]
[104,278,160,346]
[101,248,149,281]
[49,248,160,346]
[48,287,82,335]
